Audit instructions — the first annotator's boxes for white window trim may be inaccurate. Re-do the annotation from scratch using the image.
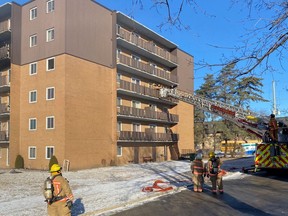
[29,90,37,103]
[46,87,55,100]
[46,0,55,13]
[28,146,37,159]
[45,146,54,159]
[132,100,141,109]
[29,7,37,20]
[30,34,37,47]
[131,77,141,85]
[46,57,55,71]
[46,28,55,42]
[132,123,141,132]
[46,116,55,129]
[29,62,37,75]
[29,118,37,131]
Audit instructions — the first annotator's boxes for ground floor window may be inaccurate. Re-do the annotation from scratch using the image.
[117,146,122,156]
[28,146,36,159]
[46,146,54,159]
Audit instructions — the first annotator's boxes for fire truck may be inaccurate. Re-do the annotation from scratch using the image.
[159,88,288,171]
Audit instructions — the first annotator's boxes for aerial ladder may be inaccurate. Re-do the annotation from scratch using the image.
[159,87,288,171]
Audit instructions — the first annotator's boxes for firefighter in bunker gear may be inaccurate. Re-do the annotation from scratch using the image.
[44,164,74,216]
[207,152,223,194]
[269,114,278,142]
[190,153,206,192]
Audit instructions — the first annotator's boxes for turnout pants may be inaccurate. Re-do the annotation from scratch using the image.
[210,174,223,193]
[192,174,204,192]
[47,201,71,216]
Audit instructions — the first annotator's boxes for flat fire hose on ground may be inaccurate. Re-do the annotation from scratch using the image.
[142,180,174,192]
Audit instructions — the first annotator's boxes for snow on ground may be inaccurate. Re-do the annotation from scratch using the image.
[0,157,254,216]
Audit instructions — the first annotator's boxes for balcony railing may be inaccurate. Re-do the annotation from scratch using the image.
[118,131,179,142]
[118,105,179,123]
[0,19,11,33]
[118,80,179,103]
[117,25,177,64]
[0,130,9,141]
[0,45,10,60]
[118,54,177,83]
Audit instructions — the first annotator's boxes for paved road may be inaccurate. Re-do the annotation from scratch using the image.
[111,169,288,216]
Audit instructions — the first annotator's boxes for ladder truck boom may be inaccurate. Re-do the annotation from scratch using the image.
[159,88,270,140]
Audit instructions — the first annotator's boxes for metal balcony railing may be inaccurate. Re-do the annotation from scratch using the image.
[0,19,11,33]
[118,80,179,103]
[118,131,179,142]
[0,130,9,141]
[117,25,177,64]
[118,54,177,83]
[118,105,179,123]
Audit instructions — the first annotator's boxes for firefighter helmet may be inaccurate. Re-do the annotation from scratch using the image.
[50,164,62,173]
[209,152,215,158]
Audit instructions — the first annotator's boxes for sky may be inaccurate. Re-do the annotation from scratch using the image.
[0,158,253,216]
[1,0,287,116]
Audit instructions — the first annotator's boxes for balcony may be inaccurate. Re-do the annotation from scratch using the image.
[0,74,10,93]
[117,131,179,142]
[0,19,11,43]
[0,45,10,69]
[117,80,178,105]
[117,54,178,86]
[0,103,10,118]
[0,130,9,142]
[116,25,177,67]
[117,105,179,124]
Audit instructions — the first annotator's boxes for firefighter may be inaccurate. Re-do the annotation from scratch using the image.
[269,114,278,142]
[190,153,205,192]
[207,152,223,194]
[45,164,74,216]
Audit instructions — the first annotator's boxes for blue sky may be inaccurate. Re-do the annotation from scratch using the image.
[1,0,287,116]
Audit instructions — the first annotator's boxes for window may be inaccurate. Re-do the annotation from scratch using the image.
[30,7,37,20]
[117,97,122,107]
[116,49,121,60]
[149,124,157,132]
[30,34,37,47]
[116,73,121,83]
[132,55,140,67]
[29,90,37,103]
[132,100,141,109]
[117,121,122,132]
[29,62,37,75]
[46,116,54,129]
[117,146,122,156]
[131,77,140,85]
[28,146,36,159]
[46,87,55,100]
[46,28,55,42]
[46,146,54,159]
[132,123,141,132]
[46,57,55,71]
[29,118,37,130]
[46,0,55,13]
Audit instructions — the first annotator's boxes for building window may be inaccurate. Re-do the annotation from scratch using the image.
[30,7,37,20]
[117,146,122,156]
[30,34,37,47]
[29,62,37,75]
[29,90,37,103]
[46,0,55,13]
[116,73,121,83]
[46,28,55,42]
[28,146,36,159]
[132,100,141,108]
[132,123,141,132]
[46,87,55,100]
[117,97,122,108]
[131,77,140,85]
[116,49,121,60]
[46,116,54,129]
[46,146,54,159]
[29,118,37,131]
[117,121,122,132]
[46,57,55,71]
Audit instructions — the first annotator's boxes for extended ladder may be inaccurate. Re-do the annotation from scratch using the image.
[159,88,270,139]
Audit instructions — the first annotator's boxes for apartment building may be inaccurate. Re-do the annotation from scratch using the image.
[0,0,194,170]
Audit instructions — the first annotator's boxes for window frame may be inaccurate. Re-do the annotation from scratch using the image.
[29,7,37,20]
[45,146,54,159]
[28,146,37,159]
[46,87,55,100]
[117,145,122,157]
[46,57,55,71]
[29,90,37,103]
[46,28,55,42]
[29,62,37,75]
[46,116,55,129]
[29,118,37,131]
[46,0,55,13]
[30,34,37,47]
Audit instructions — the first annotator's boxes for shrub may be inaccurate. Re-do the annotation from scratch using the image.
[49,155,59,170]
[15,155,24,169]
